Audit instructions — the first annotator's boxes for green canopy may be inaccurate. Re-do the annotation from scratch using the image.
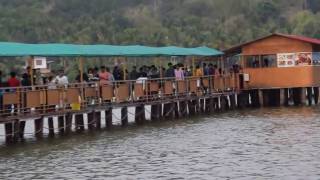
[0,42,223,57]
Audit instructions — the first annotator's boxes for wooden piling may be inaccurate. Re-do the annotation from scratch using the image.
[174,102,179,119]
[65,113,73,134]
[250,90,260,107]
[135,105,146,125]
[220,96,228,111]
[151,104,161,121]
[19,120,26,140]
[188,99,196,116]
[34,117,44,139]
[95,111,101,129]
[307,87,313,106]
[58,116,65,135]
[314,87,319,105]
[121,107,128,126]
[87,112,95,130]
[229,95,236,109]
[5,123,13,144]
[105,108,113,128]
[13,120,20,142]
[48,117,55,137]
[75,114,85,132]
[180,100,188,116]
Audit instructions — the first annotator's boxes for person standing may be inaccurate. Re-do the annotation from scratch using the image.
[55,70,69,86]
[165,63,175,78]
[98,66,109,86]
[7,72,20,88]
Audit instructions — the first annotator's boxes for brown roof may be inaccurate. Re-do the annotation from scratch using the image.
[224,33,320,54]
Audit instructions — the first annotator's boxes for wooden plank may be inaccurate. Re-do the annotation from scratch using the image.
[3,92,19,105]
[116,83,129,102]
[101,85,114,101]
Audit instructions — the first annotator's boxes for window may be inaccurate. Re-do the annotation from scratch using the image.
[261,55,277,68]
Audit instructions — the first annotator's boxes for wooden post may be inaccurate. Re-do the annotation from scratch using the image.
[75,114,85,132]
[314,87,319,105]
[179,101,188,117]
[34,117,44,139]
[135,105,146,125]
[48,117,55,137]
[229,95,236,109]
[188,98,196,116]
[105,108,113,128]
[301,88,307,105]
[95,111,101,129]
[58,116,65,135]
[5,123,13,144]
[65,113,73,134]
[13,120,20,142]
[258,90,264,107]
[121,107,128,126]
[151,104,161,121]
[19,120,26,140]
[307,87,313,106]
[87,112,95,130]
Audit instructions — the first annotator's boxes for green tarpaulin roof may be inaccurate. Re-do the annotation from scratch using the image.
[0,42,223,57]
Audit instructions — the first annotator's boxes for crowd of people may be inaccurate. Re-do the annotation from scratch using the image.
[0,63,240,89]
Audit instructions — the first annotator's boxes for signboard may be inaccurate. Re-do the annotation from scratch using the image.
[296,53,312,66]
[277,53,296,67]
[33,57,47,69]
[313,52,320,65]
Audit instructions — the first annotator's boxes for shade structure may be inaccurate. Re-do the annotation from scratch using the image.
[0,42,223,57]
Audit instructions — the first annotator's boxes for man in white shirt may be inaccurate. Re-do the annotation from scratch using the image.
[55,70,69,86]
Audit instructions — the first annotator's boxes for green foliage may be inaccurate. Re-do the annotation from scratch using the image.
[0,0,319,80]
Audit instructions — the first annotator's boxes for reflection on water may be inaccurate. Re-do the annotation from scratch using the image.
[1,107,320,179]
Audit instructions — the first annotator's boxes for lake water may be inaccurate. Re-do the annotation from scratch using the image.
[0,107,320,179]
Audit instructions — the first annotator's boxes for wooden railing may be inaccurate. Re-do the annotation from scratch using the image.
[0,74,240,119]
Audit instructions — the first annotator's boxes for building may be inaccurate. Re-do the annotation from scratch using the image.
[225,33,320,106]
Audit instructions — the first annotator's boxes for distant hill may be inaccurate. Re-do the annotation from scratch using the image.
[0,0,319,49]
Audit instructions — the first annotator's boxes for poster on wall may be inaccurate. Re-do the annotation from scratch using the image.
[277,53,296,67]
[312,52,320,65]
[296,53,312,66]
[33,57,47,69]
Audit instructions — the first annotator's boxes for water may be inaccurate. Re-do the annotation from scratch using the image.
[0,107,320,179]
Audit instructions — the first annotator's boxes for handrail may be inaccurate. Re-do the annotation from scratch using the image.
[0,73,240,119]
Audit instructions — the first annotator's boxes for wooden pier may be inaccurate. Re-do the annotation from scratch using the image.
[0,75,241,144]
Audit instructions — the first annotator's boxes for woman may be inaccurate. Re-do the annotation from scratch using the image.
[99,66,109,86]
